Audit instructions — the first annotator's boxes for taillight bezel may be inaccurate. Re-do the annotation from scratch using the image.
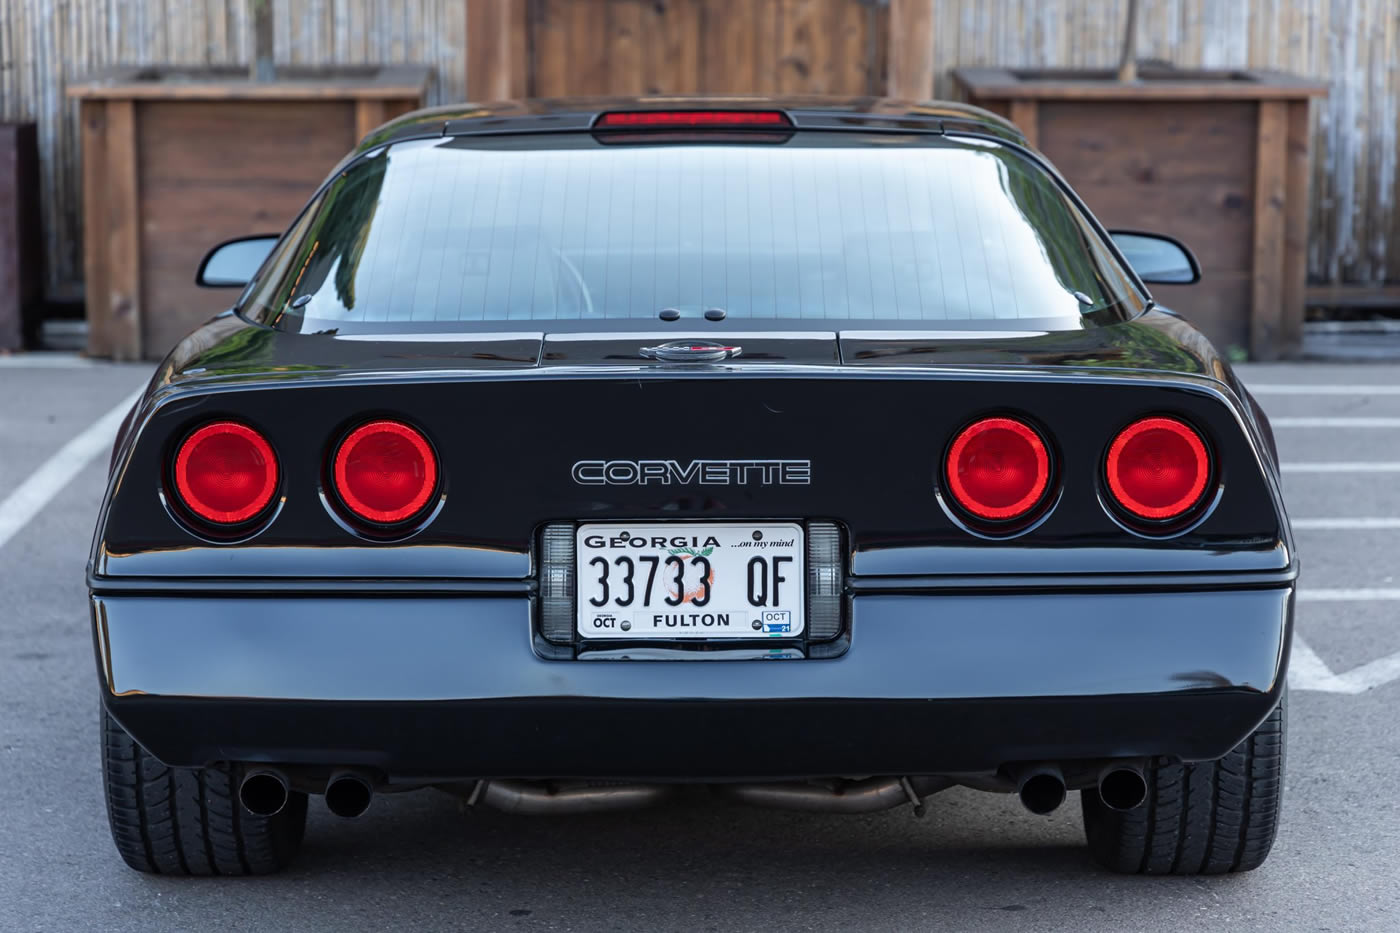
[327,418,442,532]
[938,414,1058,535]
[167,419,281,531]
[1101,414,1217,534]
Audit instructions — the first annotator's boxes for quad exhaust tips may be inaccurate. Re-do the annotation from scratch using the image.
[325,771,374,819]
[1014,764,1067,815]
[239,770,290,817]
[1097,763,1149,811]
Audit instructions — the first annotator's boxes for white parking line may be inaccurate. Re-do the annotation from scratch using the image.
[1288,635,1340,689]
[1292,518,1400,530]
[1249,384,1400,395]
[1291,634,1400,694]
[1283,462,1400,472]
[1271,417,1400,428]
[1296,588,1400,601]
[0,390,141,553]
[0,353,101,368]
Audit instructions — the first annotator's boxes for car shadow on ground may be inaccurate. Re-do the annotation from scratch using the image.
[278,785,1242,908]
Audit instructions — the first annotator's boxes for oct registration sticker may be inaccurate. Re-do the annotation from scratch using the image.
[576,523,805,639]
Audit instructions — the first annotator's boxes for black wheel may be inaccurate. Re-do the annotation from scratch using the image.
[1082,691,1286,875]
[101,708,307,875]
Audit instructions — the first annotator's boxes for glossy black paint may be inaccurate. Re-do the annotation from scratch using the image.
[363,95,1029,155]
[87,96,1296,782]
[106,692,1284,781]
[95,587,1290,775]
[93,318,1290,587]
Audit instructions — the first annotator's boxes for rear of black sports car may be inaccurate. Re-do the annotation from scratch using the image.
[89,99,1294,877]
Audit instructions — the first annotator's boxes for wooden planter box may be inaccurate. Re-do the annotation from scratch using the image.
[67,66,431,361]
[0,123,43,352]
[953,67,1326,360]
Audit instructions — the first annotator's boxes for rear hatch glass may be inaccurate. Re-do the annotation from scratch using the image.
[248,132,1142,336]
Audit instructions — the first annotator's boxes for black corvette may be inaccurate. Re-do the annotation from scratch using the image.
[90,98,1294,876]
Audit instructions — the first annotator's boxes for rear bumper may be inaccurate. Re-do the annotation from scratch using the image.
[93,587,1292,778]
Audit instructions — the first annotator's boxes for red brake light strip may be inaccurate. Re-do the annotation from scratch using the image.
[595,110,792,129]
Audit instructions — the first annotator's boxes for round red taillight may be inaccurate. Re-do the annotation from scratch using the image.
[944,417,1051,522]
[1105,416,1211,521]
[332,420,438,524]
[173,421,279,524]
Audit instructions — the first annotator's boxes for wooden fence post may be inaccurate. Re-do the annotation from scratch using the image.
[1250,100,1288,361]
[80,98,143,361]
[466,0,529,101]
[887,0,935,100]
[1280,99,1313,357]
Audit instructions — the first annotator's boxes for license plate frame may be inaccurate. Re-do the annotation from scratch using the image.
[575,522,806,640]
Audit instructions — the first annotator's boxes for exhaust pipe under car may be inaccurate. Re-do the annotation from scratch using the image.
[1014,764,1067,815]
[1097,763,1149,811]
[721,776,950,814]
[325,770,374,819]
[464,777,950,816]
[239,770,290,817]
[474,779,675,815]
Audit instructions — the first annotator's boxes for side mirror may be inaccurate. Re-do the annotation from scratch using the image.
[1109,231,1201,285]
[195,235,280,288]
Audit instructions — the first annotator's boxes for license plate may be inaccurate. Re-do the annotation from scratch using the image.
[576,523,805,639]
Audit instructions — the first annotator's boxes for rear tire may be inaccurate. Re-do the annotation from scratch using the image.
[101,708,307,875]
[1082,690,1286,874]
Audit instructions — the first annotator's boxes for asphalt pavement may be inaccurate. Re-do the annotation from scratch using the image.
[1,355,1397,932]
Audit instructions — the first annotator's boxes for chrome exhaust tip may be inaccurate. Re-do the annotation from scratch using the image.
[325,771,374,819]
[239,770,290,817]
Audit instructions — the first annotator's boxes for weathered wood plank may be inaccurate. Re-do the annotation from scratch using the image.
[702,0,758,94]
[604,0,645,96]
[1036,98,1259,351]
[563,0,609,96]
[643,0,701,95]
[1305,285,1400,309]
[68,65,433,99]
[104,99,142,362]
[465,0,500,99]
[752,0,783,93]
[887,0,935,99]
[1251,100,1288,361]
[529,0,570,98]
[1281,99,1312,355]
[466,0,526,100]
[135,98,361,356]
[354,99,386,140]
[776,0,820,94]
[954,68,1329,100]
[80,101,109,357]
[1008,99,1038,148]
[827,0,870,95]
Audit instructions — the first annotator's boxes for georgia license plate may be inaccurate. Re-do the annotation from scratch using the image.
[576,523,805,639]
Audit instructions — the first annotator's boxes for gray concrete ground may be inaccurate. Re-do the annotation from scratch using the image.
[1,356,1397,932]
